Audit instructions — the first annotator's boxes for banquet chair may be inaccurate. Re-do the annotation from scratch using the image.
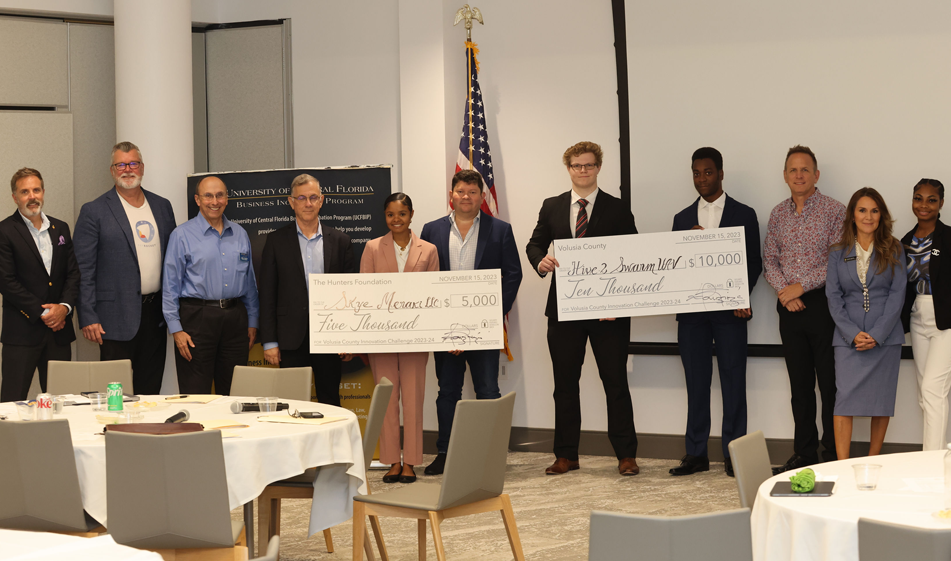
[250,535,280,561]
[47,359,134,395]
[858,518,951,561]
[0,419,103,536]
[352,392,523,561]
[106,430,247,560]
[589,508,753,561]
[231,365,312,402]
[258,376,393,560]
[728,430,773,508]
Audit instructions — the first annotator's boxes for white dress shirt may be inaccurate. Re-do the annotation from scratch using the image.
[570,188,600,238]
[19,211,70,315]
[698,192,726,230]
[448,210,480,271]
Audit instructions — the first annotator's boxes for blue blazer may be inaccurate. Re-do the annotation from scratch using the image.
[419,211,523,316]
[672,194,763,323]
[73,187,176,341]
[826,243,906,348]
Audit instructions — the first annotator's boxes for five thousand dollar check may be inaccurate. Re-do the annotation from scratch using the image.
[309,270,504,353]
[553,226,751,321]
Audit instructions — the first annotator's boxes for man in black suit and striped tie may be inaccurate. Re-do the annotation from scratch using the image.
[526,141,640,477]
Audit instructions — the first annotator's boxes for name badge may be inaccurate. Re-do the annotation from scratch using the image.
[240,252,249,262]
[844,256,856,262]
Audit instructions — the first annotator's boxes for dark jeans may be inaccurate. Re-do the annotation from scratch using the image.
[433,349,501,453]
[100,295,167,395]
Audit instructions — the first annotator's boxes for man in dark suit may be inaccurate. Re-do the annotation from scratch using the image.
[419,169,523,475]
[259,174,356,406]
[73,142,176,394]
[526,141,640,476]
[0,168,80,401]
[669,147,762,478]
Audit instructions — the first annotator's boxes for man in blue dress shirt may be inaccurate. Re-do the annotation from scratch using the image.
[162,176,259,395]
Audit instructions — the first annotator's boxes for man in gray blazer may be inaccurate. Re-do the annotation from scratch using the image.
[74,141,177,394]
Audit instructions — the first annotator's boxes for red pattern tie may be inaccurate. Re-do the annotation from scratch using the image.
[575,198,588,238]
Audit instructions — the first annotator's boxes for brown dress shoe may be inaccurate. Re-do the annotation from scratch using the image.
[545,457,580,475]
[618,458,640,476]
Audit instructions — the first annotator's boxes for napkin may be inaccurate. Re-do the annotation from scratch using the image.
[256,415,347,425]
[201,419,250,430]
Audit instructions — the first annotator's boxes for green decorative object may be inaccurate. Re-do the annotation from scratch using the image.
[789,467,816,493]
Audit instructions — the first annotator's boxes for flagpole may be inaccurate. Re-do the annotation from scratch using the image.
[467,44,474,170]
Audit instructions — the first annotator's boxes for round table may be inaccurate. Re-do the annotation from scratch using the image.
[0,528,163,560]
[0,396,366,543]
[751,450,946,561]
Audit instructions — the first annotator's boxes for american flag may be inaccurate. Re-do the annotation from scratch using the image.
[454,42,498,216]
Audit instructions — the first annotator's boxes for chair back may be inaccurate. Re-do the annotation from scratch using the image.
[47,360,133,395]
[589,508,752,561]
[231,366,312,401]
[728,430,773,508]
[250,535,280,561]
[0,419,93,532]
[362,377,394,464]
[437,392,515,510]
[106,430,235,549]
[858,518,951,561]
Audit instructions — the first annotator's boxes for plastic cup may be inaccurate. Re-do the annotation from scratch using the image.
[853,463,882,491]
[52,396,66,415]
[16,402,35,421]
[257,396,280,413]
[89,392,109,412]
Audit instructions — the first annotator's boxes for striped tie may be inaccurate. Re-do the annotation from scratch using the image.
[576,198,588,238]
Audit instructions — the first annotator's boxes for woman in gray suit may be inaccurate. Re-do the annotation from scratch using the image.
[826,187,906,460]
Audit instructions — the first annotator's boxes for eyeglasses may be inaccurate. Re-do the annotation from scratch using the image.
[200,193,227,201]
[293,195,322,204]
[112,161,142,172]
[569,163,599,171]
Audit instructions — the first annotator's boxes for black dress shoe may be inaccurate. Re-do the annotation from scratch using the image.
[669,454,710,476]
[771,453,816,475]
[382,463,402,483]
[724,457,734,478]
[399,465,417,483]
[424,453,446,475]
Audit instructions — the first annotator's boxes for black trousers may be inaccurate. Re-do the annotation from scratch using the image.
[548,316,637,461]
[280,343,341,406]
[0,331,70,402]
[174,300,249,396]
[100,295,167,395]
[777,288,837,462]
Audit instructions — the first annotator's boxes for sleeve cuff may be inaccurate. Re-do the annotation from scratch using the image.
[248,317,259,329]
[263,342,278,350]
[167,320,183,334]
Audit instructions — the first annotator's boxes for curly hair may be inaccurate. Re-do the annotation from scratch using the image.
[562,141,603,168]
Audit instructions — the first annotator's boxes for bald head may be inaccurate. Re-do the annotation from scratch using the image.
[195,176,228,223]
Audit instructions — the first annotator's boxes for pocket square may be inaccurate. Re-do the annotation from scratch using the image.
[58,236,65,246]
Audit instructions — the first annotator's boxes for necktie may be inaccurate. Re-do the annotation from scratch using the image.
[576,199,588,238]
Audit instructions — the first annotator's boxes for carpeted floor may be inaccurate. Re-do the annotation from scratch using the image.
[237,452,742,560]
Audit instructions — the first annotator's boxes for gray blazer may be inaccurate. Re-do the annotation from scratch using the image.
[73,187,176,341]
[826,244,906,348]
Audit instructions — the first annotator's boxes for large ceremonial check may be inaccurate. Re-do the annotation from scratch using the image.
[308,270,504,353]
[553,226,750,321]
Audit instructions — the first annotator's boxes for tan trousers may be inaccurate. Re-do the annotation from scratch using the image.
[367,352,428,465]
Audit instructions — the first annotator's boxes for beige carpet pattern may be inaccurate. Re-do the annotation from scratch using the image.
[236,452,743,560]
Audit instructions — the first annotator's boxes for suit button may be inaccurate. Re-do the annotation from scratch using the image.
[49,282,53,286]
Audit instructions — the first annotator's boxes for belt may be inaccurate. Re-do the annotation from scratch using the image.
[180,297,238,309]
[142,292,160,304]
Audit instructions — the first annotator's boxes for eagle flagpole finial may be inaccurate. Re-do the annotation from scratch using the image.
[453,4,483,41]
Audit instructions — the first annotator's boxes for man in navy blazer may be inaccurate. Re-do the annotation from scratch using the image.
[669,147,762,478]
[419,169,523,475]
[73,142,177,394]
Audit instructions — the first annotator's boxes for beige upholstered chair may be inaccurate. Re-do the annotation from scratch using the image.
[106,430,247,560]
[589,508,753,561]
[47,359,133,395]
[727,430,774,508]
[230,365,312,401]
[352,392,523,561]
[858,518,951,561]
[0,419,103,536]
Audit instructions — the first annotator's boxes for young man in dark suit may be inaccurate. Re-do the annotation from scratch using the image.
[525,141,640,476]
[0,168,80,401]
[419,169,523,475]
[259,174,356,406]
[669,147,762,478]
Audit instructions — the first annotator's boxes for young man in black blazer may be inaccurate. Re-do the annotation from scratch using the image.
[258,174,356,406]
[526,141,640,476]
[0,168,80,401]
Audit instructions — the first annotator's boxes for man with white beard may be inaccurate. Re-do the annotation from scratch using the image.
[74,142,177,394]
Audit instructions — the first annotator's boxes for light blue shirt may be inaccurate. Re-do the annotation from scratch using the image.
[19,211,71,316]
[263,221,324,351]
[162,213,260,333]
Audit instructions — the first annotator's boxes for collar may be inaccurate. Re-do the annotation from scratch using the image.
[449,210,482,226]
[297,221,323,241]
[571,188,599,206]
[786,188,822,211]
[700,192,726,210]
[197,212,232,235]
[19,210,50,233]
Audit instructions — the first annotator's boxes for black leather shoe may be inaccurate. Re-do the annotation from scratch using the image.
[771,453,816,475]
[724,457,734,478]
[424,453,446,475]
[382,463,402,483]
[399,465,417,483]
[669,454,710,476]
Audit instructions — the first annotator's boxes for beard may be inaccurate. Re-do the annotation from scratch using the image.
[117,173,142,190]
[21,200,43,217]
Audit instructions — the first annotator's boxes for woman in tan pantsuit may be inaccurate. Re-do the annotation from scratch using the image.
[360,193,439,483]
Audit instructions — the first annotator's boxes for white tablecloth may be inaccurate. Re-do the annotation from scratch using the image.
[751,450,946,561]
[0,396,366,537]
[0,529,162,560]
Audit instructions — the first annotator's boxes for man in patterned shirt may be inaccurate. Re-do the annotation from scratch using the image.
[765,145,846,474]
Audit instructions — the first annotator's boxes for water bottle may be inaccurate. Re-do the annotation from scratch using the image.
[945,444,951,509]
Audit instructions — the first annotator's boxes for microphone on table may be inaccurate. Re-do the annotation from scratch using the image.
[164,410,190,423]
[230,402,289,413]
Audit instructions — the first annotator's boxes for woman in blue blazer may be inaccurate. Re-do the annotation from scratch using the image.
[826,187,906,460]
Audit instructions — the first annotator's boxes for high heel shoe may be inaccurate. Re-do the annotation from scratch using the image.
[382,463,401,483]
[399,464,417,483]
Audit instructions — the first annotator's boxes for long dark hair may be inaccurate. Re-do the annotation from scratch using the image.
[834,187,901,275]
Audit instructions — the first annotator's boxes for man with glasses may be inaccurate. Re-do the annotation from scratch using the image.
[258,174,356,406]
[162,176,259,395]
[526,141,640,476]
[74,141,176,394]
